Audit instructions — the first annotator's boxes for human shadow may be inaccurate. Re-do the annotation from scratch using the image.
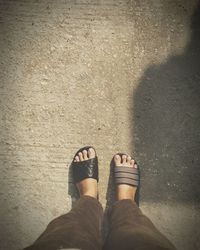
[103,160,115,240]
[133,3,200,204]
[68,161,79,208]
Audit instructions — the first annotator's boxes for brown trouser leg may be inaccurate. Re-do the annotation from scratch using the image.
[103,199,177,250]
[24,196,103,250]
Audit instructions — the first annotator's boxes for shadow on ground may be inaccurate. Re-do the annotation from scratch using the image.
[103,4,200,246]
[133,2,200,205]
[68,161,79,208]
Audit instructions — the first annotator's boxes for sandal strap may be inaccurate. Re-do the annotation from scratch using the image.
[73,157,98,183]
[114,166,140,187]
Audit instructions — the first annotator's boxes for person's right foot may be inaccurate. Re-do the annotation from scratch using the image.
[114,154,138,201]
[74,147,98,199]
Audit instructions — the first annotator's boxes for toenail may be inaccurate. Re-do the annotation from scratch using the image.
[115,155,119,159]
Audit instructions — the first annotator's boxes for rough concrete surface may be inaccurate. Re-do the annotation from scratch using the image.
[0,1,200,250]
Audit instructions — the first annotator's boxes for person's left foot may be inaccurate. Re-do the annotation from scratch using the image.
[74,148,98,199]
[114,154,138,201]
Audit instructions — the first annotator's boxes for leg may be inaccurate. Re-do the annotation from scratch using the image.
[104,199,176,250]
[25,196,103,250]
[103,154,177,250]
[24,147,103,250]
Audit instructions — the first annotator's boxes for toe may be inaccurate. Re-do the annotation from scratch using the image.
[127,155,131,164]
[130,159,135,167]
[78,152,84,161]
[83,150,88,160]
[114,154,121,165]
[75,156,80,162]
[134,163,138,169]
[88,147,95,159]
[122,154,127,164]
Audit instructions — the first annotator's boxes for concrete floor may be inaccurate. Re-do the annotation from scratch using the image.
[0,1,200,250]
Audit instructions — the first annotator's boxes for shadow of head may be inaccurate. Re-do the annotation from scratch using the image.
[133,2,200,203]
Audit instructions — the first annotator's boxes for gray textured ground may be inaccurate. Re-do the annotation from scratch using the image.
[0,1,200,250]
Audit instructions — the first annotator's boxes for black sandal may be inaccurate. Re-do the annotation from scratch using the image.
[114,153,140,205]
[72,146,99,184]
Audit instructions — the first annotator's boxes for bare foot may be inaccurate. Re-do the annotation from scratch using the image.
[114,154,138,201]
[74,147,98,199]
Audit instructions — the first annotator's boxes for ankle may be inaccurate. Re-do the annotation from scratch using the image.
[116,193,134,201]
[116,185,136,201]
[80,191,97,199]
[77,179,98,199]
